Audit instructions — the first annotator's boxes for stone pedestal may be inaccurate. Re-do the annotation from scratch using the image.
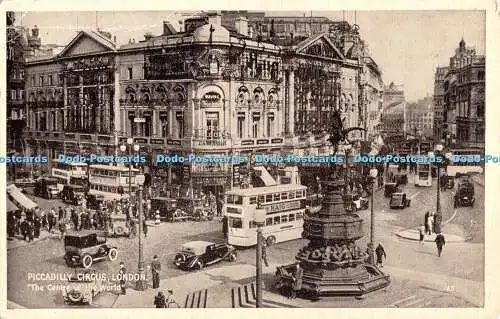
[279,180,390,297]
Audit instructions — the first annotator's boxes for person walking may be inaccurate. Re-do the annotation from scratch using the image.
[418,224,426,245]
[222,215,228,238]
[47,209,56,233]
[427,212,434,235]
[26,221,34,242]
[375,243,387,268]
[151,255,161,289]
[424,211,430,234]
[154,291,166,308]
[71,209,78,231]
[434,233,446,257]
[290,263,303,299]
[118,262,127,295]
[58,220,67,240]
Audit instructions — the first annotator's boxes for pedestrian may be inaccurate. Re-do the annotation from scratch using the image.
[424,211,430,234]
[418,224,426,245]
[375,243,386,268]
[427,212,434,235]
[59,220,67,240]
[47,209,56,233]
[143,219,148,238]
[118,262,127,295]
[33,216,41,238]
[151,255,161,289]
[26,221,34,242]
[261,241,269,267]
[58,206,64,221]
[290,263,303,299]
[365,242,375,264]
[434,233,446,257]
[222,215,228,238]
[165,290,179,308]
[20,218,28,241]
[71,209,78,230]
[129,218,136,238]
[154,291,166,308]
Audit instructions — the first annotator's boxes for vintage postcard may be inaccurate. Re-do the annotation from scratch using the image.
[1,1,499,318]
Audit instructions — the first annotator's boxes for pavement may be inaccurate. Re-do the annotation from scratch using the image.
[396,228,465,242]
[7,231,59,250]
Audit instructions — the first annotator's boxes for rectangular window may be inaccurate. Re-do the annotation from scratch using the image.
[128,67,133,80]
[258,195,265,204]
[289,192,295,199]
[19,90,24,100]
[249,197,257,204]
[237,113,245,138]
[11,90,16,100]
[289,214,295,221]
[252,113,260,138]
[266,218,273,226]
[296,212,303,220]
[266,194,273,202]
[296,190,303,198]
[48,74,53,86]
[31,76,35,86]
[229,217,243,228]
[273,193,280,201]
[281,215,288,223]
[267,113,274,137]
[39,75,44,86]
[206,112,219,139]
[273,216,280,224]
[281,192,288,200]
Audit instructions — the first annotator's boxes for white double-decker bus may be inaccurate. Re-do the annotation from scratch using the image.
[51,159,88,185]
[224,183,307,247]
[88,164,139,200]
[415,163,432,187]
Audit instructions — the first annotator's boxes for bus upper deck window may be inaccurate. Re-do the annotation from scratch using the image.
[235,196,243,205]
[249,197,257,204]
[273,193,280,201]
[258,195,265,203]
[266,194,273,202]
[289,214,295,221]
[281,192,288,200]
[289,192,295,199]
[273,216,280,224]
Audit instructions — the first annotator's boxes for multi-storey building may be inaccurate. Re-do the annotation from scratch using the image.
[433,67,448,140]
[379,82,406,146]
[407,96,434,138]
[23,12,383,194]
[435,39,485,151]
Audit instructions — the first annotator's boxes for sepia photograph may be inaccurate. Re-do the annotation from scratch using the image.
[4,7,490,311]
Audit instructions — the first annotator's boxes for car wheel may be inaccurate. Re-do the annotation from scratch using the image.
[195,260,204,270]
[114,226,125,236]
[266,236,276,246]
[228,252,237,262]
[108,248,118,261]
[174,254,185,267]
[82,254,93,269]
[67,290,84,303]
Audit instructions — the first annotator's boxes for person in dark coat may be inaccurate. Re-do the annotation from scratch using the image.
[434,233,446,257]
[424,211,430,234]
[20,218,28,240]
[222,215,228,238]
[26,221,34,242]
[118,262,127,295]
[71,209,78,230]
[58,221,67,240]
[58,206,64,221]
[151,255,161,289]
[153,291,166,308]
[33,216,41,238]
[47,209,56,233]
[375,243,387,268]
[261,241,269,267]
[290,263,303,299]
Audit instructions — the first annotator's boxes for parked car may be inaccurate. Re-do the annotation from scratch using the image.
[34,177,62,199]
[87,193,105,211]
[173,241,237,271]
[64,230,118,269]
[384,183,399,198]
[62,271,105,305]
[389,192,411,209]
[150,197,178,221]
[454,180,475,208]
[61,185,86,205]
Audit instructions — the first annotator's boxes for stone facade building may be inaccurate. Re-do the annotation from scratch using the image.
[23,12,383,193]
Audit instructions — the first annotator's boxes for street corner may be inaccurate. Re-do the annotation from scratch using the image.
[396,228,465,243]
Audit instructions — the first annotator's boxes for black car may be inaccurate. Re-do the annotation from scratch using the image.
[173,241,237,271]
[61,185,86,205]
[390,192,411,209]
[150,197,178,221]
[384,183,399,198]
[454,180,475,208]
[64,230,118,269]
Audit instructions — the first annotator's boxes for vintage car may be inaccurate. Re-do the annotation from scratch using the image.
[454,180,475,208]
[61,185,86,205]
[86,193,105,211]
[384,183,399,198]
[62,271,105,305]
[34,177,62,199]
[389,192,411,209]
[173,241,237,270]
[109,215,130,237]
[64,230,118,269]
[150,197,178,221]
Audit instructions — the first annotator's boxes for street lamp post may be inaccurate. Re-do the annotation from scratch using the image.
[369,168,378,245]
[430,144,445,234]
[254,205,266,308]
[135,173,147,291]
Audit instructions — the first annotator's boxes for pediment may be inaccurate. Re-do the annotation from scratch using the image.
[59,31,115,58]
[296,34,344,60]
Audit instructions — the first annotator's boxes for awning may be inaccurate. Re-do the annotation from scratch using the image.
[6,184,38,210]
[7,198,19,212]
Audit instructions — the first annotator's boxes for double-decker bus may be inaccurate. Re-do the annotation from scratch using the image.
[51,159,88,184]
[88,164,140,200]
[447,149,484,177]
[224,183,307,247]
[415,163,432,187]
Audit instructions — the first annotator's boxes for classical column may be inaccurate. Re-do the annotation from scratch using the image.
[288,67,295,136]
[113,56,121,136]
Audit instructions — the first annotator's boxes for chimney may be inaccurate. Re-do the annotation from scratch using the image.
[235,16,248,36]
[144,32,153,41]
[207,12,221,26]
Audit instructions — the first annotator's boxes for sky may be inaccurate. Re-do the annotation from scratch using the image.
[14,10,485,102]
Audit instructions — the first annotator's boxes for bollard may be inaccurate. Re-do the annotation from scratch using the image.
[155,213,160,225]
